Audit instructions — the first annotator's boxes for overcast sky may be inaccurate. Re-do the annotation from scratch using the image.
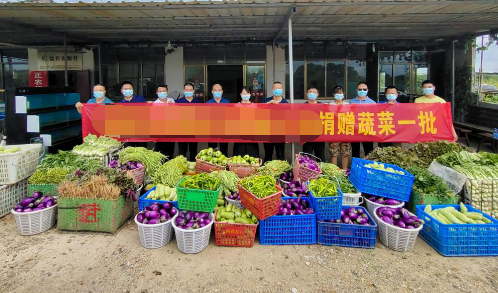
[476,35,498,73]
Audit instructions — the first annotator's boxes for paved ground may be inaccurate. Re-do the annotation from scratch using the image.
[1,214,497,293]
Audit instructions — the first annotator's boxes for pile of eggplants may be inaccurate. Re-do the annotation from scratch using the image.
[109,160,144,171]
[136,203,178,225]
[277,197,314,215]
[297,154,321,172]
[226,191,240,201]
[14,192,57,213]
[376,207,424,229]
[325,207,371,225]
[366,195,402,206]
[280,171,309,197]
[174,211,212,230]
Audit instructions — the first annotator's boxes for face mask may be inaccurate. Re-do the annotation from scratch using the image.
[423,87,434,95]
[307,93,318,100]
[184,91,194,98]
[213,92,222,99]
[386,94,397,101]
[357,90,368,97]
[123,89,133,97]
[273,89,283,96]
[93,91,104,99]
[157,92,167,99]
[241,94,251,101]
[334,94,344,100]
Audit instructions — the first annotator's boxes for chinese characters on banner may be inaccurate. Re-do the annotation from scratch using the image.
[29,71,48,87]
[81,103,454,143]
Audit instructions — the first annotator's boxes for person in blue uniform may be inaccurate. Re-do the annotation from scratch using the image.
[233,86,260,158]
[177,83,202,161]
[302,87,325,161]
[206,83,230,155]
[118,81,147,147]
[75,84,113,114]
[262,82,288,162]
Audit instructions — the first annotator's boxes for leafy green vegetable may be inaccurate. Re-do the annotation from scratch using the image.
[72,135,122,157]
[409,141,467,168]
[210,170,239,197]
[436,150,493,168]
[38,151,102,172]
[29,167,69,184]
[318,163,357,193]
[152,155,189,187]
[365,147,418,169]
[407,166,456,199]
[257,160,292,178]
[118,147,166,175]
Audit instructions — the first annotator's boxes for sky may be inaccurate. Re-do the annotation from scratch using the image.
[475,35,498,73]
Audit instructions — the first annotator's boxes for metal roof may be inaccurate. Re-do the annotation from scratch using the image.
[0,0,497,46]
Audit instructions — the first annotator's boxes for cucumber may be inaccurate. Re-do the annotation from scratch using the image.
[440,209,465,224]
[450,210,474,224]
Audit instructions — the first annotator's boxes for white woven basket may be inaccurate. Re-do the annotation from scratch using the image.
[172,213,214,254]
[373,206,423,252]
[11,204,57,236]
[135,214,175,249]
[364,196,404,218]
[0,144,42,185]
[343,192,363,206]
[0,179,29,218]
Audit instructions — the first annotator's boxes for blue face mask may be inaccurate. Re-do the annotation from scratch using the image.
[241,94,251,101]
[423,87,434,95]
[93,91,104,99]
[184,91,194,98]
[213,92,222,99]
[334,94,344,100]
[386,94,397,101]
[307,93,318,100]
[357,90,368,97]
[123,89,133,97]
[157,92,167,99]
[273,89,283,96]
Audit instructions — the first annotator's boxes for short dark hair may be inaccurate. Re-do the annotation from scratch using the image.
[307,87,319,93]
[157,84,168,90]
[356,82,368,88]
[121,81,133,89]
[184,82,194,89]
[333,86,344,94]
[385,86,397,93]
[422,80,434,87]
[273,81,282,86]
[240,86,250,94]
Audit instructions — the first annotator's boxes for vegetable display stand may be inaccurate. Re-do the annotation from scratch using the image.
[0,144,42,185]
[317,207,377,248]
[309,187,343,221]
[228,159,262,178]
[195,158,226,174]
[0,178,29,218]
[176,178,221,213]
[407,190,458,214]
[214,211,258,247]
[349,158,414,202]
[364,196,404,220]
[342,192,363,206]
[139,187,178,211]
[259,197,316,245]
[172,213,214,254]
[135,214,175,249]
[416,205,498,256]
[28,184,59,197]
[293,153,322,182]
[57,197,133,233]
[127,166,145,186]
[238,184,282,220]
[12,204,57,235]
[373,206,422,252]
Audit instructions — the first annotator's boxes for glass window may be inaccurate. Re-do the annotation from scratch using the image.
[142,48,164,62]
[326,60,345,98]
[413,51,428,63]
[326,44,346,59]
[246,65,265,101]
[205,47,225,64]
[346,60,367,99]
[413,65,428,95]
[285,61,305,100]
[185,66,205,100]
[379,51,394,63]
[394,51,411,63]
[306,43,325,60]
[100,63,119,100]
[184,46,205,65]
[118,48,141,62]
[2,62,28,103]
[246,44,266,62]
[394,64,411,97]
[101,48,118,63]
[225,45,245,65]
[347,45,367,60]
[306,61,325,96]
[379,64,393,97]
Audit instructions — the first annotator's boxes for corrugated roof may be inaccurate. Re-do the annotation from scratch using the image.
[0,0,497,46]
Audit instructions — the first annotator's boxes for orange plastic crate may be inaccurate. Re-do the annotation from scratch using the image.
[238,183,282,220]
[214,211,258,247]
[228,158,262,178]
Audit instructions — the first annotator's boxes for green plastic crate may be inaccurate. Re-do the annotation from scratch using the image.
[407,190,459,214]
[57,196,133,233]
[28,184,59,196]
[176,178,221,212]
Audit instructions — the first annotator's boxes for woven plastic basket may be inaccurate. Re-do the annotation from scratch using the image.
[343,192,363,206]
[228,159,262,178]
[214,211,258,247]
[239,182,282,220]
[135,213,175,249]
[373,206,423,252]
[364,196,404,220]
[176,178,221,213]
[195,158,226,174]
[293,152,322,182]
[127,166,145,186]
[0,144,42,185]
[0,179,29,218]
[12,204,57,236]
[172,213,214,254]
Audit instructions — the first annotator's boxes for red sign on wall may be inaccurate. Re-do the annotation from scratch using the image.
[29,71,48,87]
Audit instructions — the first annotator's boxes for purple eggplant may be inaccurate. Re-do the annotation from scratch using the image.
[20,197,35,207]
[137,213,145,223]
[382,216,394,225]
[23,208,33,213]
[385,199,401,206]
[395,220,406,228]
[169,207,178,217]
[32,191,43,199]
[148,219,160,225]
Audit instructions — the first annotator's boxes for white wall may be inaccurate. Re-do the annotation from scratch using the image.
[266,45,286,96]
[164,46,184,93]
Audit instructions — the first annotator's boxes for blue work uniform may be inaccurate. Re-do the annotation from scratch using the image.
[206,97,230,104]
[119,95,147,103]
[87,97,113,104]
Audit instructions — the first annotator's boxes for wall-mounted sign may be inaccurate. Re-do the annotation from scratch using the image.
[29,71,48,87]
[37,51,83,71]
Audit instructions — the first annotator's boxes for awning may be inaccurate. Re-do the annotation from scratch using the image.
[0,0,497,46]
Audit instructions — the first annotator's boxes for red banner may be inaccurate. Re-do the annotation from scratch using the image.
[81,103,453,143]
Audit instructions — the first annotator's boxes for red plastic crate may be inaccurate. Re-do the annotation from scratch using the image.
[214,211,258,247]
[228,158,262,178]
[238,184,282,220]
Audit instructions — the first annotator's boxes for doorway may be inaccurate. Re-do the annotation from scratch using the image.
[207,65,243,103]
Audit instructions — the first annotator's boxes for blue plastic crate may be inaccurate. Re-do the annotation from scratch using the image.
[349,157,414,202]
[317,206,377,248]
[308,182,343,221]
[139,187,178,212]
[416,204,498,256]
[259,197,316,245]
